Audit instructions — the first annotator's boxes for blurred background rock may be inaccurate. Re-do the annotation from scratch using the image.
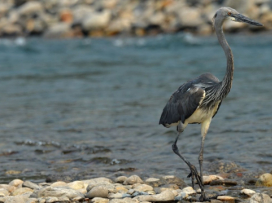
[0,0,270,38]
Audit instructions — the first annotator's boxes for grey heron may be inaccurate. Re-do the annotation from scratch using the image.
[159,7,262,201]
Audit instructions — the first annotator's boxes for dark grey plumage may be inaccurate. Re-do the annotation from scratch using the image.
[159,7,262,202]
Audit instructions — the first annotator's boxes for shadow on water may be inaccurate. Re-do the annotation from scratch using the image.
[0,34,271,183]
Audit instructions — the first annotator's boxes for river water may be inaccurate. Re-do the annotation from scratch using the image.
[0,33,271,183]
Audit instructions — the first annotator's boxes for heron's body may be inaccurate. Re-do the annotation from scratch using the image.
[159,7,262,202]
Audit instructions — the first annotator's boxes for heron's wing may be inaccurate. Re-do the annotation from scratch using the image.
[159,85,205,127]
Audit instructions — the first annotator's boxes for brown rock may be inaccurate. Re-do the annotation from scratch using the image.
[86,185,109,198]
[217,196,235,203]
[124,175,143,185]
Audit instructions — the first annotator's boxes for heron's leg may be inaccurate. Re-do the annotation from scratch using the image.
[172,131,202,190]
[198,119,211,202]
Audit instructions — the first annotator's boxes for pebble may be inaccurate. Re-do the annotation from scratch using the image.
[0,173,271,202]
[91,197,109,203]
[256,173,272,187]
[86,185,109,198]
[124,175,143,185]
[203,175,224,185]
[134,189,176,202]
[240,188,256,197]
[250,193,271,203]
[0,0,267,38]
[217,196,236,203]
[115,176,127,184]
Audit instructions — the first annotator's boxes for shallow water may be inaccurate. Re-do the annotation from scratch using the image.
[0,33,271,183]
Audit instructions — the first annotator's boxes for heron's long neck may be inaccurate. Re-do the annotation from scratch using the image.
[216,25,234,99]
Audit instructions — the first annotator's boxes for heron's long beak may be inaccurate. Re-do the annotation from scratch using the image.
[231,14,263,26]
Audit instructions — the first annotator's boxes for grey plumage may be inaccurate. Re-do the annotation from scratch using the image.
[159,7,262,202]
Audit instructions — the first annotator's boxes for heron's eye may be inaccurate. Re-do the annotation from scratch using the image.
[228,12,231,16]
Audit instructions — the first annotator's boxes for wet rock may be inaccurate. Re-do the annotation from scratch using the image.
[3,195,29,203]
[133,184,153,192]
[109,197,139,203]
[0,188,9,197]
[9,179,23,188]
[124,175,143,185]
[23,181,40,190]
[181,186,196,195]
[12,187,33,196]
[145,178,162,187]
[83,177,113,185]
[203,175,224,185]
[115,184,128,193]
[67,181,86,192]
[30,186,84,200]
[45,197,58,202]
[134,189,177,202]
[0,184,16,194]
[162,175,186,187]
[256,173,272,187]
[250,193,271,203]
[115,176,127,184]
[86,185,109,198]
[50,181,67,188]
[108,192,123,199]
[207,160,243,173]
[210,179,237,186]
[217,195,236,203]
[91,197,109,203]
[240,188,256,197]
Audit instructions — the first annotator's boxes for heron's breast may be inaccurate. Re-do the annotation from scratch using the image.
[186,101,221,124]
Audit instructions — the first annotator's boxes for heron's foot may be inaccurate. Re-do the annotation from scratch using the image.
[187,163,202,189]
[199,193,210,202]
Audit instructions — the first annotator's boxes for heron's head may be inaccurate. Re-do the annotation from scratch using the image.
[213,7,263,27]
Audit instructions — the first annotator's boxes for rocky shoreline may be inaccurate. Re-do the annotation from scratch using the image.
[1,172,272,203]
[0,0,271,38]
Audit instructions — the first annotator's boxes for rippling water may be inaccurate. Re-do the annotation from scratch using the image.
[0,34,271,183]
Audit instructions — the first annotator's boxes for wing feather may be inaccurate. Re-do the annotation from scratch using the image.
[159,85,205,127]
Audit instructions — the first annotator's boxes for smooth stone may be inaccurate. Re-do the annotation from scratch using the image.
[9,179,23,187]
[23,181,40,190]
[256,173,272,187]
[67,181,85,189]
[110,197,139,203]
[83,177,113,185]
[91,197,109,203]
[115,184,128,193]
[45,197,58,203]
[3,195,29,203]
[133,184,153,192]
[162,175,186,187]
[0,184,16,194]
[250,193,271,203]
[145,178,162,187]
[26,198,38,203]
[210,179,237,186]
[240,189,256,196]
[30,186,84,200]
[43,23,72,38]
[217,195,236,203]
[12,187,33,196]
[108,192,123,199]
[124,175,143,185]
[0,188,9,197]
[18,1,43,16]
[50,181,67,188]
[181,186,196,195]
[82,10,111,30]
[134,189,176,202]
[115,176,127,183]
[203,175,224,185]
[87,183,115,193]
[86,185,109,198]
